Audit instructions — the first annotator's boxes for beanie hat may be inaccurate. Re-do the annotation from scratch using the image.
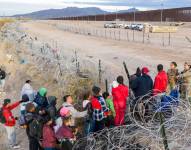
[3,99,11,106]
[39,88,47,97]
[60,107,70,117]
[142,67,149,74]
[22,94,29,102]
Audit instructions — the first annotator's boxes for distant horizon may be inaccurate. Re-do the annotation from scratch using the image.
[0,0,191,16]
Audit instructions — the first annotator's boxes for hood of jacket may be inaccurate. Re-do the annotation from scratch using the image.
[48,96,57,106]
[39,88,47,97]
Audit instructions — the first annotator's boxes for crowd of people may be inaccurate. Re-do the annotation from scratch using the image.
[0,61,191,150]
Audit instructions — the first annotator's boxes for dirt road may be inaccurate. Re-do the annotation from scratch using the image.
[21,20,191,82]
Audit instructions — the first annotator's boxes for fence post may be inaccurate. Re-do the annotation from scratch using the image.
[143,31,145,43]
[123,62,130,84]
[105,79,108,93]
[168,32,171,46]
[159,112,169,150]
[75,50,78,73]
[98,59,102,84]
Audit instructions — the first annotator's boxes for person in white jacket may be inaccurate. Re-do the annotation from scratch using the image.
[20,80,36,115]
[62,95,87,126]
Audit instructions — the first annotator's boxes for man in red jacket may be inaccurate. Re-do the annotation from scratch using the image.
[112,76,129,126]
[154,64,168,95]
[2,98,26,149]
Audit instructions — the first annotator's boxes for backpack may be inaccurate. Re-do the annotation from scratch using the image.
[29,118,43,139]
[0,107,6,124]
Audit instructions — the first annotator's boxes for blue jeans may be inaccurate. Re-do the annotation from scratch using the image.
[84,119,95,136]
[44,148,57,150]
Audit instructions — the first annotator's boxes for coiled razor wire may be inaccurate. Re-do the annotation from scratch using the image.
[73,91,191,150]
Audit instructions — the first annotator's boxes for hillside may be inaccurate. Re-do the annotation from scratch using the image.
[13,7,108,19]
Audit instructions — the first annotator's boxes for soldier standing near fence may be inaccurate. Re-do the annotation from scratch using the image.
[180,62,191,103]
[167,62,179,91]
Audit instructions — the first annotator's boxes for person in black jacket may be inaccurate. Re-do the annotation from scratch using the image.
[47,96,58,122]
[0,68,6,91]
[25,103,43,150]
[131,67,153,99]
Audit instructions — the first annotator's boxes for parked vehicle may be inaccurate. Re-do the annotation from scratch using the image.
[130,24,137,30]
[124,24,131,29]
[135,24,144,31]
[104,23,117,28]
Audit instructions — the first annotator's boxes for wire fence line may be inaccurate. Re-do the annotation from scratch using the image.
[45,20,191,50]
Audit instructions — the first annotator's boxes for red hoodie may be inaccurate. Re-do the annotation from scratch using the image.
[112,84,129,110]
[154,71,168,95]
[2,101,20,127]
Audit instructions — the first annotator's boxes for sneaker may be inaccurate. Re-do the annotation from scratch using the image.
[12,145,20,149]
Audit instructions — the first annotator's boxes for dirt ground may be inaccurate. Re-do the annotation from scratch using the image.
[21,20,191,81]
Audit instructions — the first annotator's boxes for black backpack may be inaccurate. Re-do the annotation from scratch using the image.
[0,107,6,124]
[29,118,43,140]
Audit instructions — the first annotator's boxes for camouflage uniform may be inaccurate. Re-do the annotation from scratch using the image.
[180,69,191,102]
[167,69,179,91]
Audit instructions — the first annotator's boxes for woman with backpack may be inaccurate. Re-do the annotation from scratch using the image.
[2,98,28,149]
[25,103,44,150]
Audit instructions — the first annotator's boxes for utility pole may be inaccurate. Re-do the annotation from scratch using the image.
[133,7,136,41]
[161,2,164,23]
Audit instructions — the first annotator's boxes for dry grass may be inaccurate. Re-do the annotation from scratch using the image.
[0,18,14,29]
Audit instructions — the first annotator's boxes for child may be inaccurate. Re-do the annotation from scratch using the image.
[42,116,57,150]
[62,95,87,127]
[54,107,71,133]
[91,86,109,132]
[82,91,94,136]
[102,92,115,127]
[56,113,75,150]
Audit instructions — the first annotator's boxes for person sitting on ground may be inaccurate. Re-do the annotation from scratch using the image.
[112,76,129,126]
[42,115,57,150]
[167,62,179,91]
[56,113,75,150]
[131,67,153,99]
[153,64,168,95]
[91,86,109,132]
[34,87,48,110]
[25,103,44,150]
[47,96,58,122]
[82,91,94,136]
[102,91,115,127]
[0,67,6,91]
[62,95,87,127]
[21,80,35,101]
[2,98,28,149]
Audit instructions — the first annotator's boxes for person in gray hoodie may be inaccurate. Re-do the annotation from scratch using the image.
[62,95,87,127]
